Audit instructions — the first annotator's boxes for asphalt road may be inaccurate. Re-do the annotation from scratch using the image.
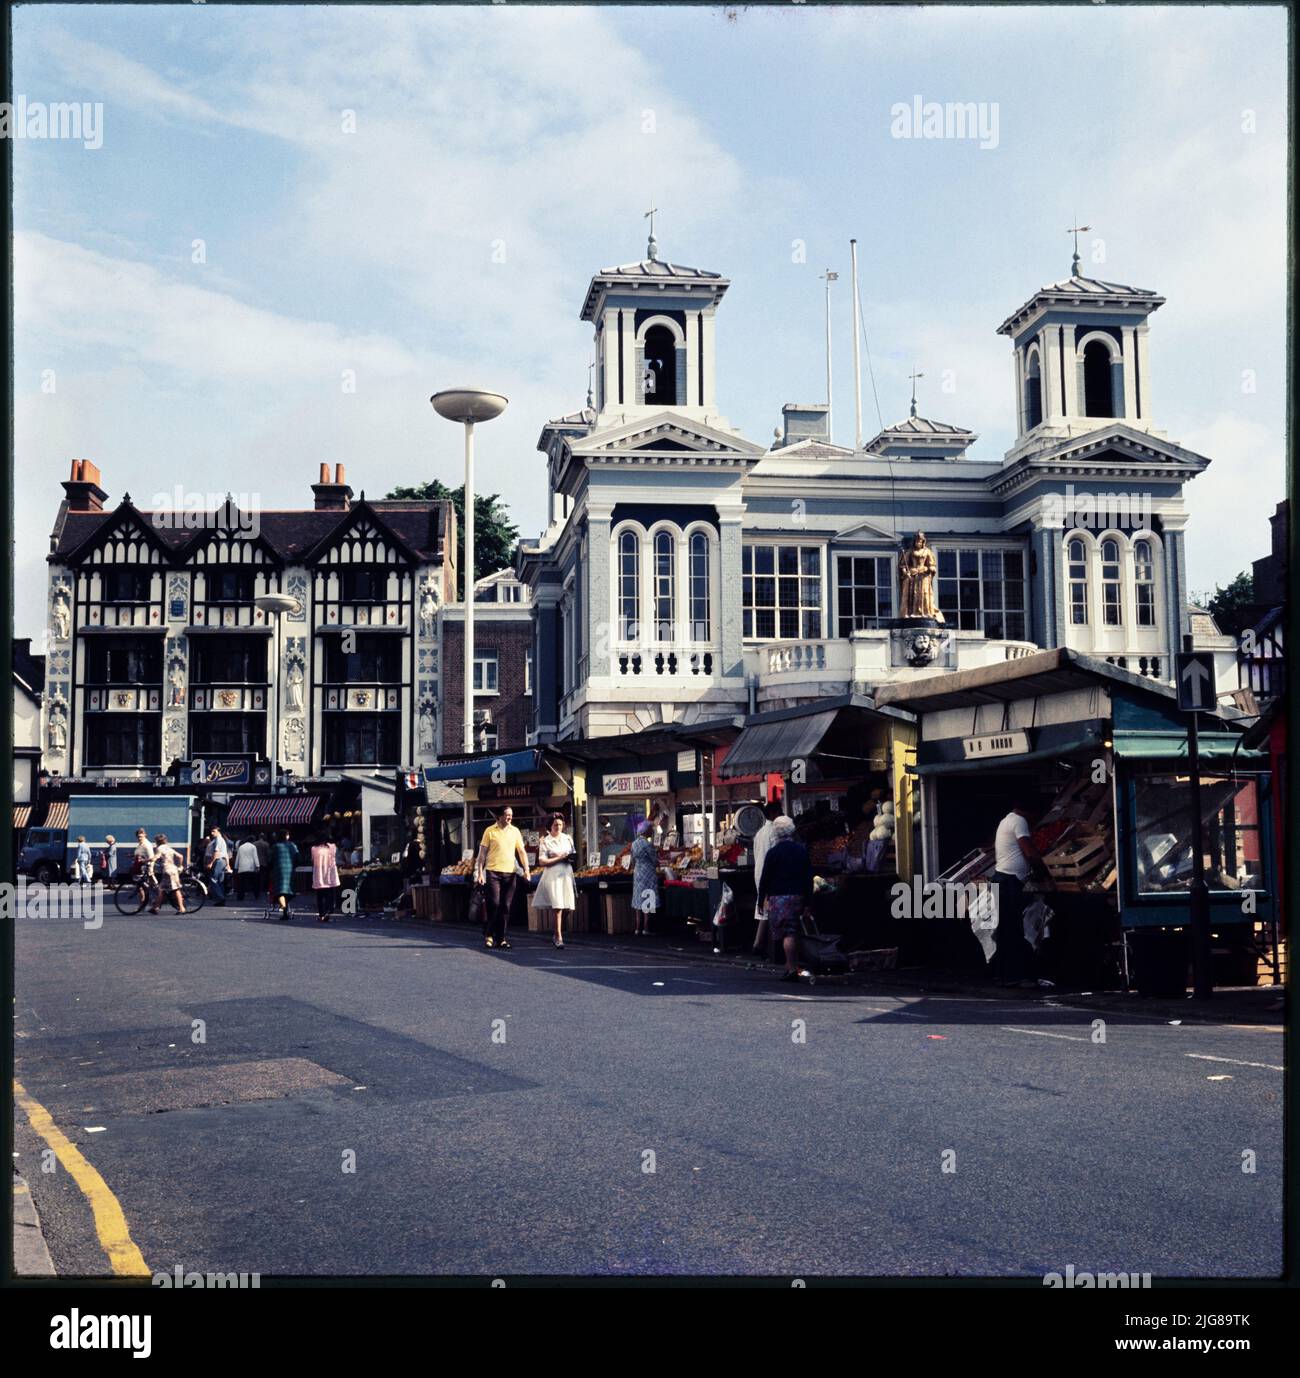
[13,902,1284,1278]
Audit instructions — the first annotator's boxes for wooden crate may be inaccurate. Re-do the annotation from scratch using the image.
[411,884,436,919]
[602,890,636,935]
[1044,832,1109,881]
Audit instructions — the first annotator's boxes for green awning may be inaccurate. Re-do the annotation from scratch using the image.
[1111,730,1268,767]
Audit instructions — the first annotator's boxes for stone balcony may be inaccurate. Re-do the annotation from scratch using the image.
[748,628,1040,710]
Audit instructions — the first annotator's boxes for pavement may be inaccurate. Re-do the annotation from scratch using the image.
[14,898,1285,1278]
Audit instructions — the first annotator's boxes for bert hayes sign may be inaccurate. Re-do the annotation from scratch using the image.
[600,769,670,797]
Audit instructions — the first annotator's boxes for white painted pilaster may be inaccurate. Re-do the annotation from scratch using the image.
[1135,325,1152,420]
[1041,326,1062,419]
[1061,324,1078,416]
[1121,326,1138,419]
[701,309,717,408]
[619,308,636,408]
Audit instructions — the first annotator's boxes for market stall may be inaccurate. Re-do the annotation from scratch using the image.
[873,649,1275,991]
[717,696,917,951]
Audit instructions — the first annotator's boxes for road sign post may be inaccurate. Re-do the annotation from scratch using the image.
[1177,642,1215,1000]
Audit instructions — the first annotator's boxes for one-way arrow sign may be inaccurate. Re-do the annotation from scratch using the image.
[1176,651,1216,712]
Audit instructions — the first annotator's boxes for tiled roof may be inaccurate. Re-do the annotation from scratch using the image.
[50,500,449,564]
[997,273,1165,335]
[870,415,975,438]
[580,251,729,320]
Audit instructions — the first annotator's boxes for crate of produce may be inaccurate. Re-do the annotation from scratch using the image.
[1043,832,1110,880]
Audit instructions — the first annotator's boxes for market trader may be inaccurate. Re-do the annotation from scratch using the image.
[474,805,531,951]
[991,793,1046,986]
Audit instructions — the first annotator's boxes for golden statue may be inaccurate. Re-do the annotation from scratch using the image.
[899,531,944,622]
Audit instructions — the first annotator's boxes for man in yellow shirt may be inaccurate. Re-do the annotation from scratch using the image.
[474,805,531,950]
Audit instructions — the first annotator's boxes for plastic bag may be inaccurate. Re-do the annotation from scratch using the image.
[712,882,735,927]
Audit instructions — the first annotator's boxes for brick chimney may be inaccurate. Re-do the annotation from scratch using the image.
[311,462,353,512]
[61,459,108,512]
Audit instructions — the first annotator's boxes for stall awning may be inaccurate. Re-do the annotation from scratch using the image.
[226,795,324,828]
[422,749,539,783]
[14,805,32,829]
[718,709,840,779]
[43,801,69,831]
[1111,731,1268,767]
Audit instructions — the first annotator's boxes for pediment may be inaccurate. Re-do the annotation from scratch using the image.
[574,411,764,460]
[1034,424,1211,472]
[834,517,902,544]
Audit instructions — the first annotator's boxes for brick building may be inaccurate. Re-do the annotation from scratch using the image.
[438,568,534,754]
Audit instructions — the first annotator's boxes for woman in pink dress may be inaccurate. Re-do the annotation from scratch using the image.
[311,835,340,923]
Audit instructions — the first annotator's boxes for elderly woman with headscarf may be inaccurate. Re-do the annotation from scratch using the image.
[756,816,814,981]
[630,819,660,935]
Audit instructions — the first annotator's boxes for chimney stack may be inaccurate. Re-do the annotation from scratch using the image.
[61,458,108,512]
[312,462,354,512]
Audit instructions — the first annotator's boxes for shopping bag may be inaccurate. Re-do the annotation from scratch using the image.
[712,883,735,927]
[1023,898,1053,953]
[467,882,487,927]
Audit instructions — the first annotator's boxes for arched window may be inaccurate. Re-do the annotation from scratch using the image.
[642,325,678,405]
[1101,537,1122,625]
[1083,339,1116,418]
[1024,351,1043,430]
[617,530,640,641]
[1134,538,1155,627]
[689,531,711,642]
[653,531,676,641]
[1067,537,1088,625]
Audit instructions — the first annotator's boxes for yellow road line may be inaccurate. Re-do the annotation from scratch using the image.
[13,1080,149,1277]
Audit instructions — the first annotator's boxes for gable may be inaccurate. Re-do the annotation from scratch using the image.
[62,506,173,567]
[306,507,418,566]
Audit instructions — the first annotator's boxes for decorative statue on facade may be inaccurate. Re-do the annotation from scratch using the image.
[283,717,305,762]
[417,696,436,754]
[418,579,440,639]
[898,531,944,622]
[47,697,68,752]
[51,587,71,641]
[164,716,185,768]
[285,656,305,713]
[168,657,186,707]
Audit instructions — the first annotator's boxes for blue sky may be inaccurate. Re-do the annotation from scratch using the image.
[13,3,1288,638]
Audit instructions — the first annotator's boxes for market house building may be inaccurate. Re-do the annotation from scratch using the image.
[41,460,456,857]
[519,235,1213,739]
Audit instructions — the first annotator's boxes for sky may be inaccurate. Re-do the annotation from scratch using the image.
[12,2,1289,639]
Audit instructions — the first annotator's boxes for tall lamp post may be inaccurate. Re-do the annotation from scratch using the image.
[255,592,298,789]
[430,389,508,852]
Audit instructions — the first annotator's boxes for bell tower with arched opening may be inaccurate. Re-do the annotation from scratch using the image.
[997,244,1165,453]
[579,231,731,429]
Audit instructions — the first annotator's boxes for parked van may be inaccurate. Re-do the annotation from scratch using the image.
[19,795,199,884]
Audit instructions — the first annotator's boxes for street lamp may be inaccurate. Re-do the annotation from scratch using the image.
[256,592,298,786]
[429,389,508,756]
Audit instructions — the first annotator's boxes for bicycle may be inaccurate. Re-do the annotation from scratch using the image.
[113,867,208,916]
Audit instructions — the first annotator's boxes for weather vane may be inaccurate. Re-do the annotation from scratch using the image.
[644,203,658,260]
[908,367,925,419]
[1067,220,1092,276]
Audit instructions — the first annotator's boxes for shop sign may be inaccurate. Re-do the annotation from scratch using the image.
[187,757,253,787]
[478,782,551,801]
[600,769,670,796]
[961,730,1030,761]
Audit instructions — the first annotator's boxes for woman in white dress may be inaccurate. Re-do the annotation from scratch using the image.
[532,814,577,948]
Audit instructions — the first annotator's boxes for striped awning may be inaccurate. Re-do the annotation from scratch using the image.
[13,805,32,829]
[43,801,69,831]
[226,795,324,828]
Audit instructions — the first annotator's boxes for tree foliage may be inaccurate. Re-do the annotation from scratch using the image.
[1194,570,1256,638]
[385,480,520,598]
